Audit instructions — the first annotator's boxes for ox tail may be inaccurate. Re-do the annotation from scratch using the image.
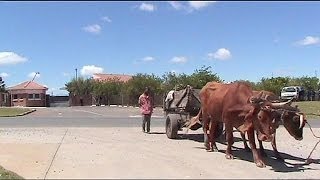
[186,108,203,134]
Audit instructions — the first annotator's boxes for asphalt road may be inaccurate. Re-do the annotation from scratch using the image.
[0,106,166,128]
[0,106,319,128]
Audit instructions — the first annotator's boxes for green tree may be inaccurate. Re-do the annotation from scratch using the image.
[126,73,163,105]
[189,65,223,88]
[288,76,319,91]
[65,77,94,98]
[0,77,5,93]
[255,77,289,96]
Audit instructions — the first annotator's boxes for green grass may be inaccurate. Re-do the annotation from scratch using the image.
[0,166,24,179]
[293,101,320,120]
[0,108,33,117]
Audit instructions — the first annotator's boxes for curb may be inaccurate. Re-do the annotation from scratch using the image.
[0,109,36,117]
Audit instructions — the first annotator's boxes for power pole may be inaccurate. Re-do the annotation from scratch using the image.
[75,68,78,80]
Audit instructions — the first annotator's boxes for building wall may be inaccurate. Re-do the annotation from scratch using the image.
[10,92,46,107]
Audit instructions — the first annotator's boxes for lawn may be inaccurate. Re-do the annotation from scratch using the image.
[0,166,24,179]
[293,101,320,120]
[0,107,34,117]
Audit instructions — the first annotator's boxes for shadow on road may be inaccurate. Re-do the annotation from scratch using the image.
[171,133,320,173]
[233,148,320,172]
[148,132,166,135]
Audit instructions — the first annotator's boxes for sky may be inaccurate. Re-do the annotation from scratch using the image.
[1,1,320,95]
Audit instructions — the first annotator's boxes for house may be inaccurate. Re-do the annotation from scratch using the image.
[8,81,48,107]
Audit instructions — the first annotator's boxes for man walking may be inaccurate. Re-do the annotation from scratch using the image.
[139,87,154,133]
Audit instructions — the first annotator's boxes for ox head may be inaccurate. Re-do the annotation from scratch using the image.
[270,103,306,141]
[249,93,279,142]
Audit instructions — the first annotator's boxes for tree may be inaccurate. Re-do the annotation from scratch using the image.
[0,77,5,93]
[65,77,94,105]
[255,77,289,96]
[189,65,223,88]
[161,65,223,92]
[126,73,163,105]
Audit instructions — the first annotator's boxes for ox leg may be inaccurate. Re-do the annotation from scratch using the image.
[271,133,283,161]
[258,140,267,157]
[241,132,250,152]
[247,128,266,168]
[202,115,210,151]
[225,124,234,159]
[209,121,219,152]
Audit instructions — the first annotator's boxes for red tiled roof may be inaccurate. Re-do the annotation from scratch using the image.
[8,81,48,90]
[93,73,133,82]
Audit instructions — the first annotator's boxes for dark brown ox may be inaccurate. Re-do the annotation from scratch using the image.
[191,81,279,168]
[241,90,307,160]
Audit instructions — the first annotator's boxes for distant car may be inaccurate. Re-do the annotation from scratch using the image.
[280,86,304,101]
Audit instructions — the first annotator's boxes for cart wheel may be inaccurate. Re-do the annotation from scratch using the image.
[166,114,179,139]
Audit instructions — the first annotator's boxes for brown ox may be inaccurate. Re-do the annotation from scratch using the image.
[241,90,306,160]
[191,81,279,168]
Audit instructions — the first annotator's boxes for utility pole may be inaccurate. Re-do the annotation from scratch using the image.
[75,68,78,80]
[24,72,40,88]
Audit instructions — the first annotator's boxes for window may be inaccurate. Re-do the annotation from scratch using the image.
[13,94,18,99]
[35,94,40,99]
[28,94,41,100]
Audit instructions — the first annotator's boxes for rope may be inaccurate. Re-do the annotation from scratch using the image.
[304,121,320,164]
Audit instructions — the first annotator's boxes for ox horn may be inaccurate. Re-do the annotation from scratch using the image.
[297,113,305,129]
[271,98,293,108]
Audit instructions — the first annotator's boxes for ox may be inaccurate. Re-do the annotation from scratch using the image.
[240,90,306,160]
[190,81,280,168]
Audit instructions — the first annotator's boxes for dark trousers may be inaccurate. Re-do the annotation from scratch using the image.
[142,114,151,132]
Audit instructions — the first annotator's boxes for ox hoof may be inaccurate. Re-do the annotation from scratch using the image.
[204,143,210,151]
[225,154,234,159]
[255,161,266,168]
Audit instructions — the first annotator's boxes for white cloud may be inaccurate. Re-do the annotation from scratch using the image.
[142,56,155,62]
[101,16,112,23]
[296,36,320,46]
[170,56,187,64]
[139,3,156,12]
[0,52,28,65]
[168,1,183,10]
[188,1,216,10]
[208,48,232,60]
[82,24,101,34]
[62,72,70,77]
[0,72,9,78]
[80,65,104,76]
[28,72,40,79]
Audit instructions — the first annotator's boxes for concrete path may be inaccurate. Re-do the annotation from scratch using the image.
[0,127,319,179]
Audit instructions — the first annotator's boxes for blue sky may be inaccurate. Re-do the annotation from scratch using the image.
[1,1,319,95]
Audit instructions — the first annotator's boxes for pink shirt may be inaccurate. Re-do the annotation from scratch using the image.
[139,93,153,115]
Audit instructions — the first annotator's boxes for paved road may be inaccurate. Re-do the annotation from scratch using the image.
[0,106,319,128]
[0,106,166,128]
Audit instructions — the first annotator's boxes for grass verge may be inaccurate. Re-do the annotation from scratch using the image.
[0,166,24,179]
[293,101,320,120]
[0,107,34,117]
